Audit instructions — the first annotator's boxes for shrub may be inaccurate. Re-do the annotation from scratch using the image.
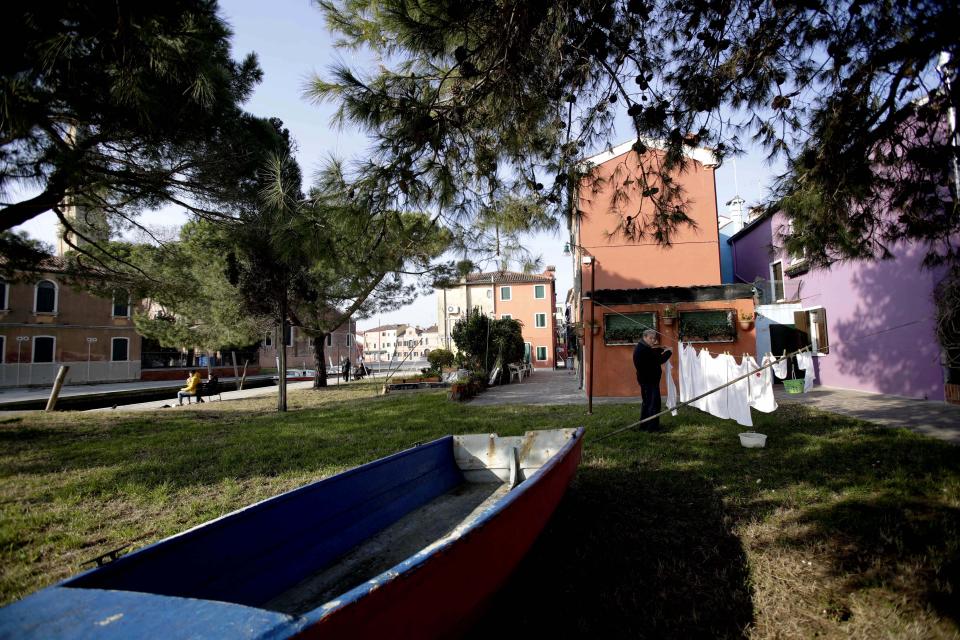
[427,348,455,373]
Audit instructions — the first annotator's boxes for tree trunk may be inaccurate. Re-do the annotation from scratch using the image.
[312,334,329,389]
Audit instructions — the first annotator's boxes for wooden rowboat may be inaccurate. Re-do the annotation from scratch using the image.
[0,428,585,638]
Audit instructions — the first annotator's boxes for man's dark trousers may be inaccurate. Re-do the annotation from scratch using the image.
[640,382,661,430]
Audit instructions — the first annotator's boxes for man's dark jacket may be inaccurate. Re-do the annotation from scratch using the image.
[632,341,671,385]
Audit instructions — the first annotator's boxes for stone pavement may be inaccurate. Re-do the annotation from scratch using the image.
[775,386,960,444]
[467,369,634,407]
[469,369,960,444]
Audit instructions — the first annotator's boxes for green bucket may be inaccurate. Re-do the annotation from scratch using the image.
[783,379,805,394]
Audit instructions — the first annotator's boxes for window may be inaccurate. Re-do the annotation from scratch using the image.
[283,324,293,347]
[33,336,55,363]
[111,337,129,361]
[347,334,352,346]
[534,284,546,299]
[112,290,130,317]
[501,314,512,320]
[795,308,830,355]
[264,333,272,348]
[326,334,333,347]
[486,288,493,299]
[35,280,57,314]
[678,310,736,343]
[0,280,7,310]
[0,335,4,363]
[534,313,547,328]
[604,312,655,345]
[524,343,532,363]
[536,346,548,361]
[500,286,512,301]
[770,261,785,302]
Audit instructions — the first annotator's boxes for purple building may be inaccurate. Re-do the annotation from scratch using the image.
[728,210,949,401]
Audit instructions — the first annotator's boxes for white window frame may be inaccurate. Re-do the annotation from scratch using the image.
[536,346,548,361]
[112,291,131,318]
[111,337,130,362]
[769,261,785,302]
[486,288,493,299]
[0,280,8,310]
[805,306,829,356]
[284,325,294,347]
[33,280,59,314]
[32,335,56,363]
[263,332,272,348]
[534,284,546,299]
[347,334,352,346]
[326,334,333,347]
[534,312,547,328]
[500,286,512,301]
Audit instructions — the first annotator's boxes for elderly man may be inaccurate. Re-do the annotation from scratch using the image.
[632,329,672,430]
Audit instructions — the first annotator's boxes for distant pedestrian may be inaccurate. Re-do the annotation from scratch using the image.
[177,370,201,406]
[341,358,351,383]
[632,329,672,430]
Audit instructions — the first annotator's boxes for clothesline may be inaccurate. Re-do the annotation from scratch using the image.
[593,345,811,442]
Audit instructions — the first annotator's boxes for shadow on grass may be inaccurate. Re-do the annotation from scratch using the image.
[469,465,754,638]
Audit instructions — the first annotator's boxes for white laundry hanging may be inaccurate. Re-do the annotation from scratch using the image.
[726,355,753,427]
[796,351,815,392]
[665,360,678,416]
[770,352,788,379]
[745,354,778,413]
[701,350,729,420]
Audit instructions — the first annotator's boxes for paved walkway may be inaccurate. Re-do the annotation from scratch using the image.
[470,370,960,444]
[87,378,358,412]
[468,369,634,407]
[775,386,960,444]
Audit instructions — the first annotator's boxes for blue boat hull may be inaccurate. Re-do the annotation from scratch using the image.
[0,428,585,638]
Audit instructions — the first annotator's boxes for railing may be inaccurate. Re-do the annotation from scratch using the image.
[0,361,142,387]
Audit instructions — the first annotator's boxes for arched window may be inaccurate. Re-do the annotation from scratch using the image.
[35,280,57,314]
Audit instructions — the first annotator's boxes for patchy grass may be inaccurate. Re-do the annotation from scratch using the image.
[1,385,958,638]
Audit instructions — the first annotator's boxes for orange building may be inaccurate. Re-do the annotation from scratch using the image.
[436,270,559,369]
[571,140,757,397]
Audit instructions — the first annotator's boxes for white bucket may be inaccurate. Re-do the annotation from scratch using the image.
[738,432,767,448]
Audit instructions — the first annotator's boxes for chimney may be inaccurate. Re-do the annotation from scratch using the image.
[543,265,556,277]
[725,196,746,232]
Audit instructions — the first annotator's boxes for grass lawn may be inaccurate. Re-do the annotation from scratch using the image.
[1,383,958,638]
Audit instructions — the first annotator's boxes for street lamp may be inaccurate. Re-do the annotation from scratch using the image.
[15,336,29,387]
[86,337,98,382]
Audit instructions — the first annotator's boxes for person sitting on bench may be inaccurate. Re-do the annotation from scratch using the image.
[177,370,201,406]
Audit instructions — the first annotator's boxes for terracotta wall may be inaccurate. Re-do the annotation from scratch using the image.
[584,299,756,397]
[576,148,722,289]
[0,276,140,365]
[141,366,260,381]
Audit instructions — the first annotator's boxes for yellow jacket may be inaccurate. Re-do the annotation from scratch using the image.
[181,372,201,393]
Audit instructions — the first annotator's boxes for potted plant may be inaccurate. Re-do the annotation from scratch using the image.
[661,305,677,326]
[738,310,755,330]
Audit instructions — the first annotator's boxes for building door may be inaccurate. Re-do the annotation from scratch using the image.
[524,342,532,364]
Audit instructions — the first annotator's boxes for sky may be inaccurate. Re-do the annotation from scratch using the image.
[14,0,783,332]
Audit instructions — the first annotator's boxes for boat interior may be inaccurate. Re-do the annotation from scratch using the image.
[64,429,577,615]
